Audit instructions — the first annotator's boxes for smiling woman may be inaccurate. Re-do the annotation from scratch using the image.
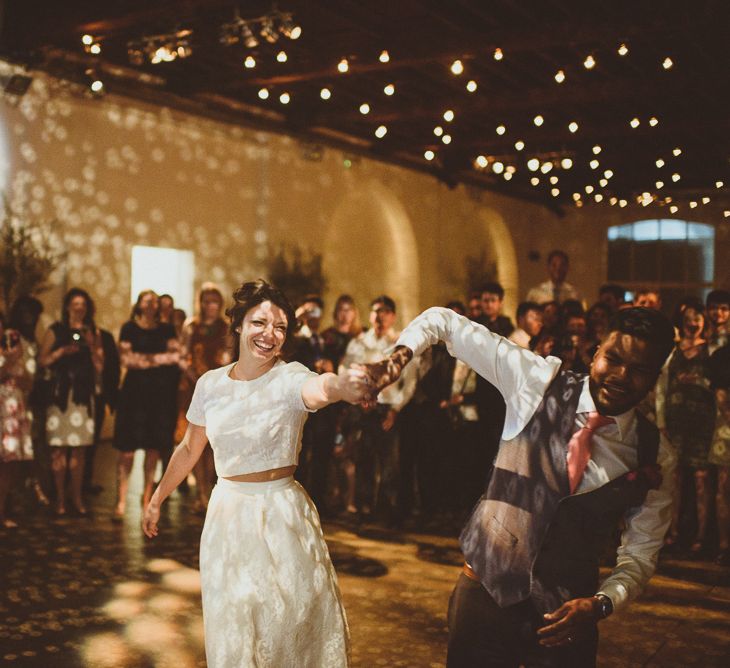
[142,279,367,667]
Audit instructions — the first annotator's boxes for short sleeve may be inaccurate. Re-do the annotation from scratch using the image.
[284,362,318,413]
[186,374,208,426]
[119,321,135,343]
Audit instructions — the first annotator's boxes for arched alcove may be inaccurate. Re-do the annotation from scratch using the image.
[475,207,519,318]
[323,179,420,324]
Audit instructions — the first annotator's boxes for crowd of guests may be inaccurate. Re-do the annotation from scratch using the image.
[1,250,728,567]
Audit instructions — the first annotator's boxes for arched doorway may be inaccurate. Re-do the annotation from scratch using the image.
[323,179,420,324]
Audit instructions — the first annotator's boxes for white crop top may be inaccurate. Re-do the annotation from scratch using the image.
[186,360,317,477]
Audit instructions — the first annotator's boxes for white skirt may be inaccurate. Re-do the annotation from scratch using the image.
[200,477,350,668]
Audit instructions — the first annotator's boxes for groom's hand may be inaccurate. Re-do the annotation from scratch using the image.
[355,346,413,406]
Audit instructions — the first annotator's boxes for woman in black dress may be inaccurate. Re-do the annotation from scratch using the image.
[113,290,180,520]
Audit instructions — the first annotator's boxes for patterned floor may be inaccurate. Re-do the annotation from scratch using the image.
[1,444,728,667]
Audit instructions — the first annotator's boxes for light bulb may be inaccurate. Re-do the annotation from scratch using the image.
[540,161,553,174]
[590,159,599,169]
[584,54,596,69]
[276,51,287,62]
[244,56,256,69]
[531,177,540,186]
[493,48,503,61]
[618,43,629,56]
[379,50,390,63]
[441,134,452,145]
[554,70,565,83]
[466,80,477,92]
[475,155,488,168]
[592,145,602,154]
[359,103,370,114]
[337,58,349,73]
[424,150,435,161]
[663,57,673,70]
[433,126,443,137]
[443,109,455,122]
[515,141,525,151]
[320,88,331,100]
[630,117,640,128]
[533,115,544,126]
[496,124,506,135]
[375,125,387,139]
[568,121,579,133]
[492,161,504,174]
[527,158,540,171]
[450,60,464,75]
[656,159,665,168]
[551,188,560,197]
[561,158,573,169]
[258,88,269,99]
[383,83,395,96]
[279,92,290,104]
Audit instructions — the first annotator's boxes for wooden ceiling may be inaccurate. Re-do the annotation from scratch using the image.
[2,0,728,212]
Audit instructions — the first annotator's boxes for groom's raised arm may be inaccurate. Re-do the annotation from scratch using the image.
[366,307,561,439]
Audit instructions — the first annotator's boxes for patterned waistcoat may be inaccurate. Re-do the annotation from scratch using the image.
[460,370,659,613]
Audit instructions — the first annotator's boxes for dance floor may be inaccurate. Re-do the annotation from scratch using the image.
[1,444,729,667]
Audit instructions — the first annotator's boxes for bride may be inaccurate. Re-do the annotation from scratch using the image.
[143,279,367,667]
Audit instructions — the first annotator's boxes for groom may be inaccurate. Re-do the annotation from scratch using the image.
[362,306,675,667]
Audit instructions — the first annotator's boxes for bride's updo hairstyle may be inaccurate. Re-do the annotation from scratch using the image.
[225,280,297,357]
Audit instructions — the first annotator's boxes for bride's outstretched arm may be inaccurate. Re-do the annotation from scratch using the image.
[301,366,369,410]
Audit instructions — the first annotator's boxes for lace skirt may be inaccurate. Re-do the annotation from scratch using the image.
[200,476,350,668]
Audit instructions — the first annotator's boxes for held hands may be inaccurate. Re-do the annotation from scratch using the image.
[142,502,161,539]
[537,597,600,647]
[336,366,370,404]
[357,346,413,407]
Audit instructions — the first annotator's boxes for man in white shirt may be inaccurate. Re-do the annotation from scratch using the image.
[526,249,580,305]
[340,295,418,522]
[508,301,543,350]
[362,306,676,667]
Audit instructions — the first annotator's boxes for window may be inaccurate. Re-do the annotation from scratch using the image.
[130,245,195,315]
[607,219,714,313]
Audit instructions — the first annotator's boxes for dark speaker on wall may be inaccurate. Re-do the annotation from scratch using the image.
[4,73,32,96]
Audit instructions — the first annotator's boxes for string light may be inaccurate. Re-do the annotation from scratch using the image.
[662,57,673,70]
[443,110,455,122]
[276,50,287,62]
[527,158,540,171]
[244,55,256,68]
[702,197,711,204]
[258,88,269,99]
[656,180,664,189]
[504,172,513,181]
[717,181,725,188]
[618,43,629,56]
[561,158,573,169]
[630,117,640,128]
[604,170,614,179]
[619,199,628,208]
[610,197,618,206]
[531,177,540,186]
[673,147,682,156]
[551,188,560,197]
[337,58,349,73]
[533,115,544,127]
[572,193,581,201]
[475,155,488,168]
[359,103,370,114]
[379,50,390,63]
[649,117,659,127]
[550,175,559,184]
[689,201,698,208]
[320,88,331,100]
[81,34,94,46]
[433,126,443,136]
[515,141,525,151]
[424,150,435,161]
[506,165,516,174]
[554,70,565,83]
[595,194,604,202]
[90,43,102,55]
[466,80,477,92]
[496,124,506,135]
[450,59,464,75]
[585,185,594,194]
[590,159,600,169]
[568,121,579,133]
[493,48,503,61]
[599,178,608,187]
[442,134,452,144]
[656,158,665,168]
[90,79,104,94]
[540,161,553,174]
[724,211,730,218]
[375,125,388,138]
[583,54,596,69]
[383,83,395,96]
[671,173,681,182]
[670,205,679,213]
[492,161,504,174]
[279,92,290,104]
[593,145,602,155]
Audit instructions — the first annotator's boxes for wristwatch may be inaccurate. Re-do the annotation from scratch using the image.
[594,594,613,619]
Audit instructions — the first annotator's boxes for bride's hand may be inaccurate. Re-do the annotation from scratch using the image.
[337,367,369,404]
[142,502,161,538]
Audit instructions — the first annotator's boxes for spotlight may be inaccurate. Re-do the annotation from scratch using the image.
[242,23,259,49]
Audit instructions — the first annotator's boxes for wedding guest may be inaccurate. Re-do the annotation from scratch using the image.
[112,290,180,520]
[38,288,103,516]
[0,313,35,527]
[526,250,580,305]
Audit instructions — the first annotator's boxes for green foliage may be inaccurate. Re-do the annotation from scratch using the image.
[465,250,497,295]
[266,243,326,307]
[0,199,65,310]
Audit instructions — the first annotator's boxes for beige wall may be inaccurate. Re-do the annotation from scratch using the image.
[0,64,727,334]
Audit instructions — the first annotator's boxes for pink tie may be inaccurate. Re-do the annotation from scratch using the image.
[567,412,615,493]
